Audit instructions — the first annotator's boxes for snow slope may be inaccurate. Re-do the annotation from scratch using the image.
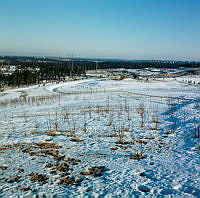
[0,77,199,197]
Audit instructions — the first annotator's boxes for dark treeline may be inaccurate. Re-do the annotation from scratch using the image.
[0,60,86,88]
[1,70,38,87]
[97,61,200,70]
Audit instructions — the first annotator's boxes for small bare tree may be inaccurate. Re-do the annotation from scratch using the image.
[152,108,160,130]
[137,103,145,127]
[108,113,113,126]
[83,110,87,133]
[107,96,110,113]
[194,125,200,138]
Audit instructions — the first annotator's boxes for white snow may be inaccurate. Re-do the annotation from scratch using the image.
[0,73,200,197]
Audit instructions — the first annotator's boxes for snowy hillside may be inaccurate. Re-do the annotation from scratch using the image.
[0,76,199,197]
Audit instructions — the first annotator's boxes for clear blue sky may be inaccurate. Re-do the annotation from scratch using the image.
[0,0,199,60]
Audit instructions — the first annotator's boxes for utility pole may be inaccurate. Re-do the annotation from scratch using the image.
[71,54,74,74]
[96,61,98,70]
[69,54,74,78]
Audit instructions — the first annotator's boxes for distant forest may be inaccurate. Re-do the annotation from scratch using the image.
[0,61,86,88]
[0,56,200,88]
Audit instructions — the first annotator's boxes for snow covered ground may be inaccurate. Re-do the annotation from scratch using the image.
[0,76,199,197]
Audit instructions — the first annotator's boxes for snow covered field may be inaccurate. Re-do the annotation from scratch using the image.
[0,76,200,197]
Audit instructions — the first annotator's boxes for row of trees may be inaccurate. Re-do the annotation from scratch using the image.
[97,61,200,70]
[0,61,86,89]
[0,70,38,87]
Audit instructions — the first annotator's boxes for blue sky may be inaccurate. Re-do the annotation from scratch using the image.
[0,0,199,60]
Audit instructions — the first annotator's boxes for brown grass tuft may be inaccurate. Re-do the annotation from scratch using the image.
[70,138,83,142]
[18,168,24,173]
[7,176,22,183]
[116,140,134,145]
[65,158,81,165]
[0,165,7,170]
[129,153,145,160]
[34,142,62,149]
[136,140,147,144]
[58,176,83,186]
[56,163,70,172]
[29,173,48,184]
[19,187,31,191]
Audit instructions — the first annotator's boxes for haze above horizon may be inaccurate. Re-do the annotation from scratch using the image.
[0,0,199,61]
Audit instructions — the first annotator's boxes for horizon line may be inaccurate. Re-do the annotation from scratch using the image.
[0,54,200,63]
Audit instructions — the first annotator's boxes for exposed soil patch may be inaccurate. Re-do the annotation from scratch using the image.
[65,158,81,165]
[18,168,24,173]
[116,140,134,145]
[7,176,22,183]
[80,166,107,177]
[56,163,70,172]
[19,187,31,191]
[34,142,62,149]
[58,176,83,186]
[70,138,83,142]
[29,173,48,184]
[0,165,7,170]
[129,153,146,160]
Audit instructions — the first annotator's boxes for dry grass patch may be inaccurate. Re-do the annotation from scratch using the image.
[116,140,134,145]
[19,187,31,191]
[98,134,120,138]
[136,140,147,144]
[7,176,22,183]
[31,131,44,135]
[149,127,160,131]
[29,173,48,184]
[80,166,107,177]
[56,163,70,172]
[110,147,118,151]
[58,176,83,186]
[124,150,132,153]
[65,158,81,165]
[80,170,92,176]
[70,138,83,142]
[120,128,131,132]
[34,142,62,149]
[47,132,59,136]
[166,130,177,135]
[0,144,14,151]
[0,165,7,170]
[29,149,65,161]
[43,149,64,160]
[22,148,32,154]
[18,168,24,173]
[0,143,28,151]
[29,151,46,157]
[129,153,145,160]
[153,119,161,124]
[67,134,76,137]
[145,137,155,140]
[0,143,63,156]
[49,169,57,175]
[45,163,54,168]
